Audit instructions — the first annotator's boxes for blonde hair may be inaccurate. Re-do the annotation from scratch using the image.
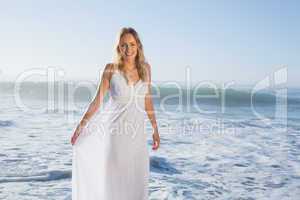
[113,27,147,82]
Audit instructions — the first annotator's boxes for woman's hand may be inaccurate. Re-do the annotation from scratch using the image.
[152,130,160,150]
[71,125,84,146]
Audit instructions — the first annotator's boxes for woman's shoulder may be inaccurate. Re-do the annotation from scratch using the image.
[143,61,151,68]
[100,63,117,82]
[103,62,118,74]
[104,62,115,70]
[142,62,151,74]
[142,62,151,82]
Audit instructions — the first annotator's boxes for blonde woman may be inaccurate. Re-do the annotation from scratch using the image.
[71,27,160,200]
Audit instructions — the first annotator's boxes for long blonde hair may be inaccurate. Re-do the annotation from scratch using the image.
[113,27,147,82]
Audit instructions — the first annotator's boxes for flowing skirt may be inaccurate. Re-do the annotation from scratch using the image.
[72,99,149,200]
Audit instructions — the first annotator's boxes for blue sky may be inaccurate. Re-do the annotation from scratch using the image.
[0,0,299,86]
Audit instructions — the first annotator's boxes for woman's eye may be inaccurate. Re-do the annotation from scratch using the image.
[120,43,135,49]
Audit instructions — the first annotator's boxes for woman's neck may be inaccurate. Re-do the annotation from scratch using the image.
[122,60,136,70]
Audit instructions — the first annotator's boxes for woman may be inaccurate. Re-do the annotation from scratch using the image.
[71,27,160,200]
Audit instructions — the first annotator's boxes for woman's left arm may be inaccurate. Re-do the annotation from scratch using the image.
[144,63,160,150]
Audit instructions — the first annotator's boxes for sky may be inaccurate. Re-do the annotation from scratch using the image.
[0,0,299,87]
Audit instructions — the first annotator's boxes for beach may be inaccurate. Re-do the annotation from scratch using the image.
[0,81,300,199]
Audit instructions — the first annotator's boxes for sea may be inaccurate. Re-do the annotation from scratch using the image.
[0,81,299,200]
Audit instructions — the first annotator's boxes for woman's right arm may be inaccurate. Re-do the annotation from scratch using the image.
[71,63,113,145]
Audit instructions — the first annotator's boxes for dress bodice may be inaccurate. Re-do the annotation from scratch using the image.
[108,69,148,108]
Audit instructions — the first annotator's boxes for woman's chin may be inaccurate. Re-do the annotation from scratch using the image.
[123,56,136,62]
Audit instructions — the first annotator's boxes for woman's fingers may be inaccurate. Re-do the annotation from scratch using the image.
[71,131,80,145]
[152,142,158,150]
[152,134,160,150]
[71,134,75,145]
[152,140,159,150]
[155,138,160,149]
[70,126,83,145]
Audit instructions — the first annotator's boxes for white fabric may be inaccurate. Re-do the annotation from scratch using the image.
[72,69,149,200]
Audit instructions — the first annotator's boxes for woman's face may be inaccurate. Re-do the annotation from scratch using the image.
[118,33,138,62]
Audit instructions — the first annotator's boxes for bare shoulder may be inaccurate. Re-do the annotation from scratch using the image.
[144,62,151,72]
[144,62,151,81]
[104,63,115,73]
[102,63,116,78]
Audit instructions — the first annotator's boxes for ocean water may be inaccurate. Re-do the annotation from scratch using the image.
[0,81,300,200]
